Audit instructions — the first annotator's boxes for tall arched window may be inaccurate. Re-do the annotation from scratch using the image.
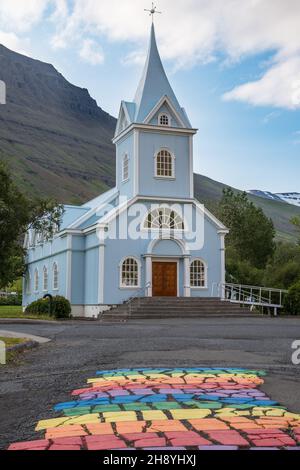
[53,262,59,290]
[120,257,139,288]
[144,207,184,230]
[159,113,170,126]
[190,259,206,288]
[34,268,39,292]
[26,271,31,294]
[122,154,129,182]
[43,266,48,291]
[155,149,174,178]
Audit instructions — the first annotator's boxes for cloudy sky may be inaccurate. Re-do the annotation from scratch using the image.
[0,0,300,192]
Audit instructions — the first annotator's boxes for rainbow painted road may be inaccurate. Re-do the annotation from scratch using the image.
[8,368,300,450]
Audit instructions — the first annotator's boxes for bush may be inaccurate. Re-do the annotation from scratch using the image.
[284,281,300,315]
[0,294,22,306]
[25,296,71,319]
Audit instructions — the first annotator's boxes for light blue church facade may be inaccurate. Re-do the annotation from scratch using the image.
[23,25,228,317]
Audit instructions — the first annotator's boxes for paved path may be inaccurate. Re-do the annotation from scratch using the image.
[0,317,300,449]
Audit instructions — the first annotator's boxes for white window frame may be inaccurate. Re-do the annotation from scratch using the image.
[143,207,185,232]
[52,262,59,291]
[158,112,171,127]
[154,148,175,179]
[119,257,141,289]
[34,268,39,293]
[122,153,129,183]
[43,266,48,292]
[190,259,207,289]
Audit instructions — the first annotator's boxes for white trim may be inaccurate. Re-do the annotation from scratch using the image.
[115,101,131,137]
[220,233,226,298]
[189,135,194,198]
[113,123,197,145]
[184,257,191,297]
[154,148,175,179]
[147,236,190,256]
[134,129,139,196]
[143,95,186,128]
[98,241,105,304]
[152,258,180,297]
[119,256,141,289]
[190,258,208,289]
[66,235,72,301]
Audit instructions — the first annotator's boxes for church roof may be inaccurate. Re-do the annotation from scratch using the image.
[133,24,191,127]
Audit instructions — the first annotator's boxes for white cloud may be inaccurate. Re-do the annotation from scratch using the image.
[79,39,104,65]
[0,30,29,55]
[1,0,300,109]
[0,0,50,33]
[223,56,300,109]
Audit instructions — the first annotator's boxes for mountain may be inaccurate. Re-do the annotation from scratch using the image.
[1,45,299,242]
[0,44,116,204]
[248,190,300,208]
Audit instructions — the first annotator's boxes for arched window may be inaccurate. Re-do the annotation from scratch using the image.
[53,262,59,290]
[43,266,48,291]
[34,268,39,292]
[144,207,184,230]
[190,260,206,288]
[120,258,139,288]
[159,113,170,126]
[122,154,129,182]
[25,271,31,294]
[155,149,175,178]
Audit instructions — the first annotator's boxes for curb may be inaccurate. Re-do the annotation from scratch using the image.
[7,340,39,353]
[0,319,60,325]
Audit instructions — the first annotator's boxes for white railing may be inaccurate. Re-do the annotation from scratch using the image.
[212,283,288,316]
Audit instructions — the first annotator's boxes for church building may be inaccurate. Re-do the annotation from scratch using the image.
[23,24,228,317]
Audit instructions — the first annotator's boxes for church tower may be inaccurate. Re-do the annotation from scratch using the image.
[113,24,197,201]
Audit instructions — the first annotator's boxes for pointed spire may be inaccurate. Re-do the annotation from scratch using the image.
[134,24,190,126]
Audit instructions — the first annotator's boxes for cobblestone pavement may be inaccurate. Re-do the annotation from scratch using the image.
[8,368,300,450]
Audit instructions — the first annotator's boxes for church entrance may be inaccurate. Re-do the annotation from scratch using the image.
[152,261,178,297]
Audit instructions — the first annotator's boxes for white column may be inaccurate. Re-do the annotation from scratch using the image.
[98,228,105,305]
[184,257,191,297]
[66,234,72,301]
[145,256,152,297]
[220,233,226,299]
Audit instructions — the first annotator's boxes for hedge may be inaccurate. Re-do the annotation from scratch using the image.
[284,281,300,315]
[25,296,71,319]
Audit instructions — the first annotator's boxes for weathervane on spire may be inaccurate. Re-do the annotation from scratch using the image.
[144,3,162,22]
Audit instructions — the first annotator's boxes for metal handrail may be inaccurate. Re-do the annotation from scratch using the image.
[213,282,288,316]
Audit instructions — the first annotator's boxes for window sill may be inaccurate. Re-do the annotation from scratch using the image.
[119,286,141,290]
[190,287,208,290]
[154,176,176,180]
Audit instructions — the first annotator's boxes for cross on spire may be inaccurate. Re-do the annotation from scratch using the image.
[144,3,162,22]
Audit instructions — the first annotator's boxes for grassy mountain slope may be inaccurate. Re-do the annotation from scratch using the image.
[0,44,116,204]
[0,44,298,241]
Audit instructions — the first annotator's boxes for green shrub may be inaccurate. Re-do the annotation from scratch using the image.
[25,296,71,319]
[284,281,300,315]
[0,294,22,306]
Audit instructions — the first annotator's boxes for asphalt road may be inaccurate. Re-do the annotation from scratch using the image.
[0,317,300,449]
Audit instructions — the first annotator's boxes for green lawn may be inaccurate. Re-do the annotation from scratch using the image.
[0,305,53,321]
[0,336,30,364]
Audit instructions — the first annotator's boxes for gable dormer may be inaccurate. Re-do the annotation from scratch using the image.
[143,95,191,128]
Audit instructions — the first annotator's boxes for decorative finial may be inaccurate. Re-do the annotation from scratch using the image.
[144,2,162,23]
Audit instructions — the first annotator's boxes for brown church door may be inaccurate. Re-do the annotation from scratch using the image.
[152,262,178,297]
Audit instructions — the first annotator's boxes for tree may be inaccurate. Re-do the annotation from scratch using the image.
[291,216,300,245]
[0,162,63,288]
[218,189,275,270]
[263,242,300,289]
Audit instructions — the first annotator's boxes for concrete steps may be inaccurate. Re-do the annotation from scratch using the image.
[101,297,258,322]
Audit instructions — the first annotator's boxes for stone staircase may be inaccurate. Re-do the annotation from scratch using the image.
[100,297,258,322]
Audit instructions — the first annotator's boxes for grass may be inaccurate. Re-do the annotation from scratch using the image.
[0,305,53,321]
[0,336,30,364]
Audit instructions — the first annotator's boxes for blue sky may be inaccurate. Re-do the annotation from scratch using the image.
[0,0,300,192]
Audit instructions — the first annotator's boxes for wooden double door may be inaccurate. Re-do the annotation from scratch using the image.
[152,261,178,297]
